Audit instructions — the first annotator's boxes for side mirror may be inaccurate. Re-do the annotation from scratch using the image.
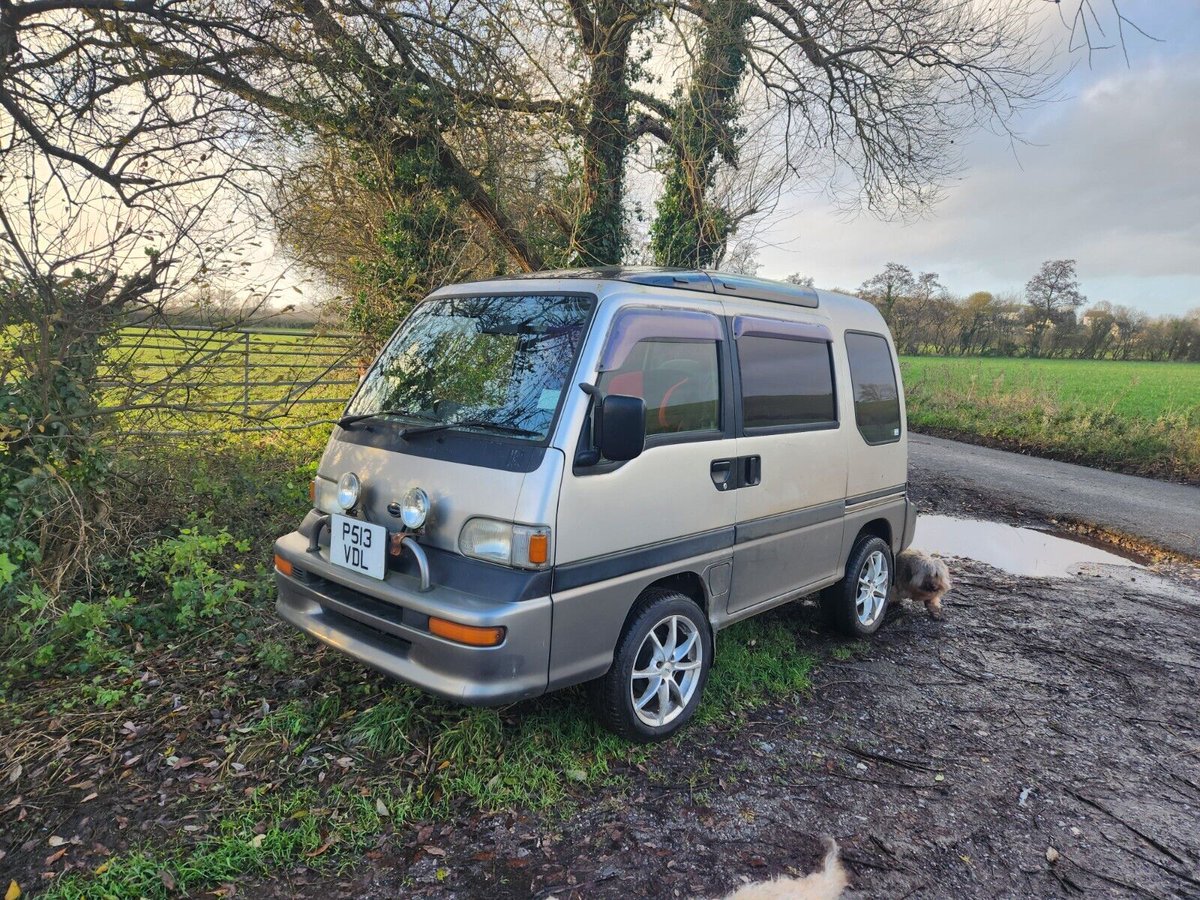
[598,394,645,462]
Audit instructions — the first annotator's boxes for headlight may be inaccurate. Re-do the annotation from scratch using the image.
[459,518,551,569]
[336,472,360,511]
[313,476,339,514]
[400,487,430,530]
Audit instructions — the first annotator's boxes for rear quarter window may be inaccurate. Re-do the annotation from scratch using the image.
[845,331,902,444]
[737,335,837,430]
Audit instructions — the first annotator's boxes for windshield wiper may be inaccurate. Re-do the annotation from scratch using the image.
[337,409,437,429]
[401,418,539,439]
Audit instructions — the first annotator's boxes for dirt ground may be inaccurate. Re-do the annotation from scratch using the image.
[235,482,1200,899]
[5,480,1200,898]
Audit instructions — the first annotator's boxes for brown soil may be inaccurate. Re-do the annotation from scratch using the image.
[5,481,1199,898]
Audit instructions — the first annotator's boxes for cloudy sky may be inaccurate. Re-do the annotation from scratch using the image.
[753,1,1200,317]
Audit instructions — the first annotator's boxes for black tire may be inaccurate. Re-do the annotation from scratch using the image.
[821,534,893,637]
[591,589,713,743]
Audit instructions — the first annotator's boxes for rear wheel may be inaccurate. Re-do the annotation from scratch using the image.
[821,535,893,637]
[591,589,712,742]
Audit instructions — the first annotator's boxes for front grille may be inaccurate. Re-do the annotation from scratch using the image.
[319,601,414,654]
[305,570,430,636]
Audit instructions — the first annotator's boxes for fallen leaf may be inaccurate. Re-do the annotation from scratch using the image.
[7,764,21,784]
[249,834,266,849]
[423,845,446,857]
[375,798,389,818]
[81,793,98,803]
[4,880,20,900]
[45,849,67,866]
[305,836,337,859]
[159,869,176,892]
[1046,847,1060,864]
[47,837,66,848]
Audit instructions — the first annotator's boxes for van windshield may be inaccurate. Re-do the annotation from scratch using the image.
[344,294,593,442]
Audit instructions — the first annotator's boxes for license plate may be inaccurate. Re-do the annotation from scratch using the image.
[329,514,388,580]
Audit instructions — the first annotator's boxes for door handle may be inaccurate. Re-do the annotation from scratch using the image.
[710,458,734,491]
[742,455,762,487]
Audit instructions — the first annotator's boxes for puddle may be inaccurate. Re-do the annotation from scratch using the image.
[913,515,1144,578]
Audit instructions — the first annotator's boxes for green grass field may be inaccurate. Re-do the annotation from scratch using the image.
[900,357,1200,483]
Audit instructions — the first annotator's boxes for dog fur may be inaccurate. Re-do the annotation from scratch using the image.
[720,839,848,900]
[894,547,952,619]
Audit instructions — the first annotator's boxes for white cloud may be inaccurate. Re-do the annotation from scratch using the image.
[755,21,1200,316]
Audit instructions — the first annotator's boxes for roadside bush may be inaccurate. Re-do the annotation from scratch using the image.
[133,526,255,627]
[1,413,321,691]
[1,522,260,687]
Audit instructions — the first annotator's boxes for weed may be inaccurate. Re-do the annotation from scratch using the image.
[255,640,295,673]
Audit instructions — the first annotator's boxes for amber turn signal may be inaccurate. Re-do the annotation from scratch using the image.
[274,553,294,577]
[527,532,549,566]
[428,616,505,647]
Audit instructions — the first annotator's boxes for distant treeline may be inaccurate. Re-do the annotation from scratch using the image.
[805,260,1200,362]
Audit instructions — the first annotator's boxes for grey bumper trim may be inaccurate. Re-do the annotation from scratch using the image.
[274,529,553,706]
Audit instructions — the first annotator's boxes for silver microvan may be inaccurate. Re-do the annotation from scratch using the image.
[274,268,915,741]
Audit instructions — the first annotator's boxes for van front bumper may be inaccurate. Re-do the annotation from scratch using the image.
[273,530,551,705]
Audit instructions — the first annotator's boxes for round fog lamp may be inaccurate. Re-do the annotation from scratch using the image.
[400,487,430,530]
[336,472,360,511]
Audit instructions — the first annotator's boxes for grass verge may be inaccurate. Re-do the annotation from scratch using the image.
[900,356,1200,483]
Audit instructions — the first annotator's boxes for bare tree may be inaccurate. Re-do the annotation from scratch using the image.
[1024,259,1086,356]
[859,263,916,346]
[1,0,1134,278]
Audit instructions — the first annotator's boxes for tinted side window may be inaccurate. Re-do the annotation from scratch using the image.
[598,339,721,437]
[845,332,901,444]
[738,336,836,429]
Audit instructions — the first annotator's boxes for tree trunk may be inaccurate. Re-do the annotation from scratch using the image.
[651,0,751,269]
[573,3,638,266]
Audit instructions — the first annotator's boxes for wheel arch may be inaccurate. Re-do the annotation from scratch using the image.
[857,517,893,549]
[615,571,709,640]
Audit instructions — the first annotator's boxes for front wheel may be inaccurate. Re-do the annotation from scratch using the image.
[821,535,893,637]
[591,589,712,742]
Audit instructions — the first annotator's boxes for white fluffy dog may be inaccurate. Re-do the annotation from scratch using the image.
[720,839,847,900]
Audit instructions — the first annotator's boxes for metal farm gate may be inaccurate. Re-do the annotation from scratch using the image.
[108,324,364,437]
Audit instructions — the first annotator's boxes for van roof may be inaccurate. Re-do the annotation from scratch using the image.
[485,266,822,309]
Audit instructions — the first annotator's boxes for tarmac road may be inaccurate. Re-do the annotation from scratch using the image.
[908,433,1200,558]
